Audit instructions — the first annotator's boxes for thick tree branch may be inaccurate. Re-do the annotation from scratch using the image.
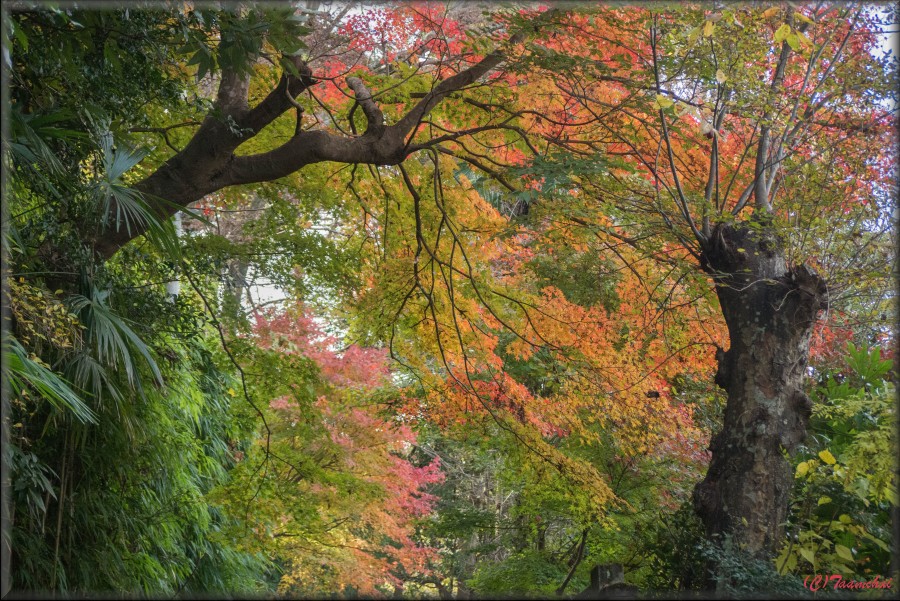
[242,56,316,135]
[94,37,524,260]
[555,528,589,595]
[346,76,385,137]
[394,32,524,139]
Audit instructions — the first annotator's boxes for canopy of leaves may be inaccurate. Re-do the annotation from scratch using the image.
[3,2,895,598]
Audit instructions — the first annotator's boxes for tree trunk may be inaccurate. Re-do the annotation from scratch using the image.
[693,221,828,559]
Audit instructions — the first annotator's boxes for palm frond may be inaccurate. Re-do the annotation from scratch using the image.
[91,133,199,261]
[3,333,97,424]
[8,108,81,178]
[93,134,156,239]
[65,351,124,407]
[67,288,164,392]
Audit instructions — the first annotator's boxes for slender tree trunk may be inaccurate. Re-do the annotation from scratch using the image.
[693,221,827,559]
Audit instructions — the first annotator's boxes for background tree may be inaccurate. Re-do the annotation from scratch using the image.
[483,2,896,565]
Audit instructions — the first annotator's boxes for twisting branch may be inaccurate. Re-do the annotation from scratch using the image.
[390,152,606,485]
[129,121,201,153]
[346,76,385,137]
[180,266,273,521]
[95,25,535,260]
[434,146,518,192]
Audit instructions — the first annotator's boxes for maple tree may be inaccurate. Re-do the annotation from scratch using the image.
[538,4,895,562]
[208,303,444,597]
[3,1,896,597]
[423,3,894,564]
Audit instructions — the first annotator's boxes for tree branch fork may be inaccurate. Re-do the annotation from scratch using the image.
[96,36,522,260]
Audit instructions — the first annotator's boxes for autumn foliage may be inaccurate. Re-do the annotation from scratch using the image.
[5,1,895,597]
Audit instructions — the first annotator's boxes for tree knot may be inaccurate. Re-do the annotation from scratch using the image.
[790,264,828,312]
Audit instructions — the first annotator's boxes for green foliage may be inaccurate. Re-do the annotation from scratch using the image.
[7,445,58,522]
[468,550,568,598]
[641,503,707,591]
[92,132,161,242]
[177,6,311,80]
[703,543,809,599]
[67,286,163,396]
[3,6,292,594]
[417,412,704,598]
[4,3,895,598]
[776,344,896,579]
[7,7,189,133]
[4,333,96,424]
[8,319,271,593]
[526,245,621,311]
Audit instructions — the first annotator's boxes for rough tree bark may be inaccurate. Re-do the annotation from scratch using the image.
[693,220,828,558]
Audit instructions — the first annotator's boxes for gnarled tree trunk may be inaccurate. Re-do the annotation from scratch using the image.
[693,221,828,558]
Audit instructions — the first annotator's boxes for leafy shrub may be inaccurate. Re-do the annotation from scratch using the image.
[776,344,896,580]
[641,502,708,591]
